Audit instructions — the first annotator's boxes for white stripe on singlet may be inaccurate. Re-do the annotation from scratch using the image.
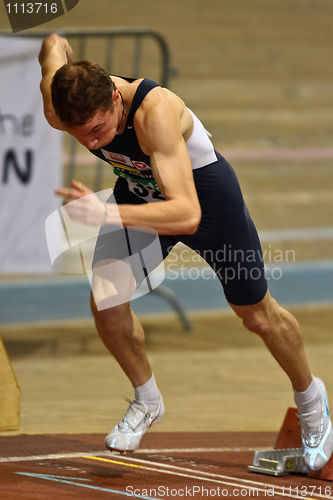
[185,108,218,169]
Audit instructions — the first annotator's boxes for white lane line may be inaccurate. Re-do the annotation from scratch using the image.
[104,454,332,497]
[3,446,329,500]
[85,455,327,500]
[138,446,269,454]
[0,450,108,463]
[0,446,269,463]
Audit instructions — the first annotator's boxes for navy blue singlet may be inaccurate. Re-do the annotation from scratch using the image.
[90,78,162,195]
[92,78,268,306]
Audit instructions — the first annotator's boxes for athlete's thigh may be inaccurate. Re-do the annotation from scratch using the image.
[180,154,267,306]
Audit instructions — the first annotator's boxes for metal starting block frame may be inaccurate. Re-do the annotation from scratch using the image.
[248,407,333,481]
[248,447,308,476]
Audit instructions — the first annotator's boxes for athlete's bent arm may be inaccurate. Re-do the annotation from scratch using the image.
[39,33,71,130]
[105,88,202,235]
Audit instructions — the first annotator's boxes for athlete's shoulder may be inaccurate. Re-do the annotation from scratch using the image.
[137,85,183,121]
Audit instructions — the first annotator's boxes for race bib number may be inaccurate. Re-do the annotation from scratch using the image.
[127,179,165,202]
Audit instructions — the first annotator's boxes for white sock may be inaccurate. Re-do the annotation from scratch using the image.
[134,374,161,411]
[294,376,322,415]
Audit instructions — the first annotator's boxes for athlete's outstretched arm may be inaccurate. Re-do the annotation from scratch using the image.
[39,33,71,130]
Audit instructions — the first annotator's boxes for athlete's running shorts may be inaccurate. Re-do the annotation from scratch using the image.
[92,152,267,306]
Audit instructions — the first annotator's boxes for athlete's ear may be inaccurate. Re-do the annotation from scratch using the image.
[112,88,120,103]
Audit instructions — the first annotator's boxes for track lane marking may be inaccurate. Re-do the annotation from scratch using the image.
[5,446,328,499]
[92,453,329,497]
[0,446,268,463]
[84,456,267,498]
[15,472,162,499]
[4,445,330,499]
[84,456,324,500]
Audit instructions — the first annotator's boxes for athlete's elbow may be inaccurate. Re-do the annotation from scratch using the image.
[44,109,63,130]
[44,109,54,126]
[183,208,201,234]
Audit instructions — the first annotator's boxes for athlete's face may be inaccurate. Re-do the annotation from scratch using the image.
[65,91,122,150]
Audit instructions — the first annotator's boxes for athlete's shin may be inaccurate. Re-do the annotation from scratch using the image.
[90,295,152,387]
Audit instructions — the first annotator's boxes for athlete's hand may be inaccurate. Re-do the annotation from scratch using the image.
[55,180,106,226]
[39,33,73,66]
[55,179,93,200]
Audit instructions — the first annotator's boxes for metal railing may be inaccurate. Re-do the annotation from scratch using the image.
[1,27,174,85]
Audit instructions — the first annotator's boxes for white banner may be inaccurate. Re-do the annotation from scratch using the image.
[0,37,62,273]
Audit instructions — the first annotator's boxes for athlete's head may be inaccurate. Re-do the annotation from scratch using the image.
[51,60,115,127]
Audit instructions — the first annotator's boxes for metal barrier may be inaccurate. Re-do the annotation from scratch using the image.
[2,27,173,83]
[0,28,191,330]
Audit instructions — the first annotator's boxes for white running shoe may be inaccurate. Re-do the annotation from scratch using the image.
[105,395,165,452]
[298,377,333,470]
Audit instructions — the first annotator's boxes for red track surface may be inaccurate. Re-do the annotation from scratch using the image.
[1,432,332,499]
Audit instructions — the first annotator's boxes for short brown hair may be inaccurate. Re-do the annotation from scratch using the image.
[51,60,115,126]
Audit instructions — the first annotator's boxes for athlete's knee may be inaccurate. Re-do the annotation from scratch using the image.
[231,291,302,342]
[90,292,129,326]
[91,258,136,311]
[243,302,299,339]
[232,294,281,338]
[241,309,272,337]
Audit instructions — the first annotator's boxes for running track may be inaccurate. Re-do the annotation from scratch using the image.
[1,431,332,499]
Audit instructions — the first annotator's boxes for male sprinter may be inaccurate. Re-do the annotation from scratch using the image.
[39,33,333,470]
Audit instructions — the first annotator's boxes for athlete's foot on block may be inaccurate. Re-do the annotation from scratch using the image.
[105,395,165,452]
[298,377,333,470]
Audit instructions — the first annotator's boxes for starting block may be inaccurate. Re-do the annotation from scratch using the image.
[249,447,308,476]
[248,407,333,481]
